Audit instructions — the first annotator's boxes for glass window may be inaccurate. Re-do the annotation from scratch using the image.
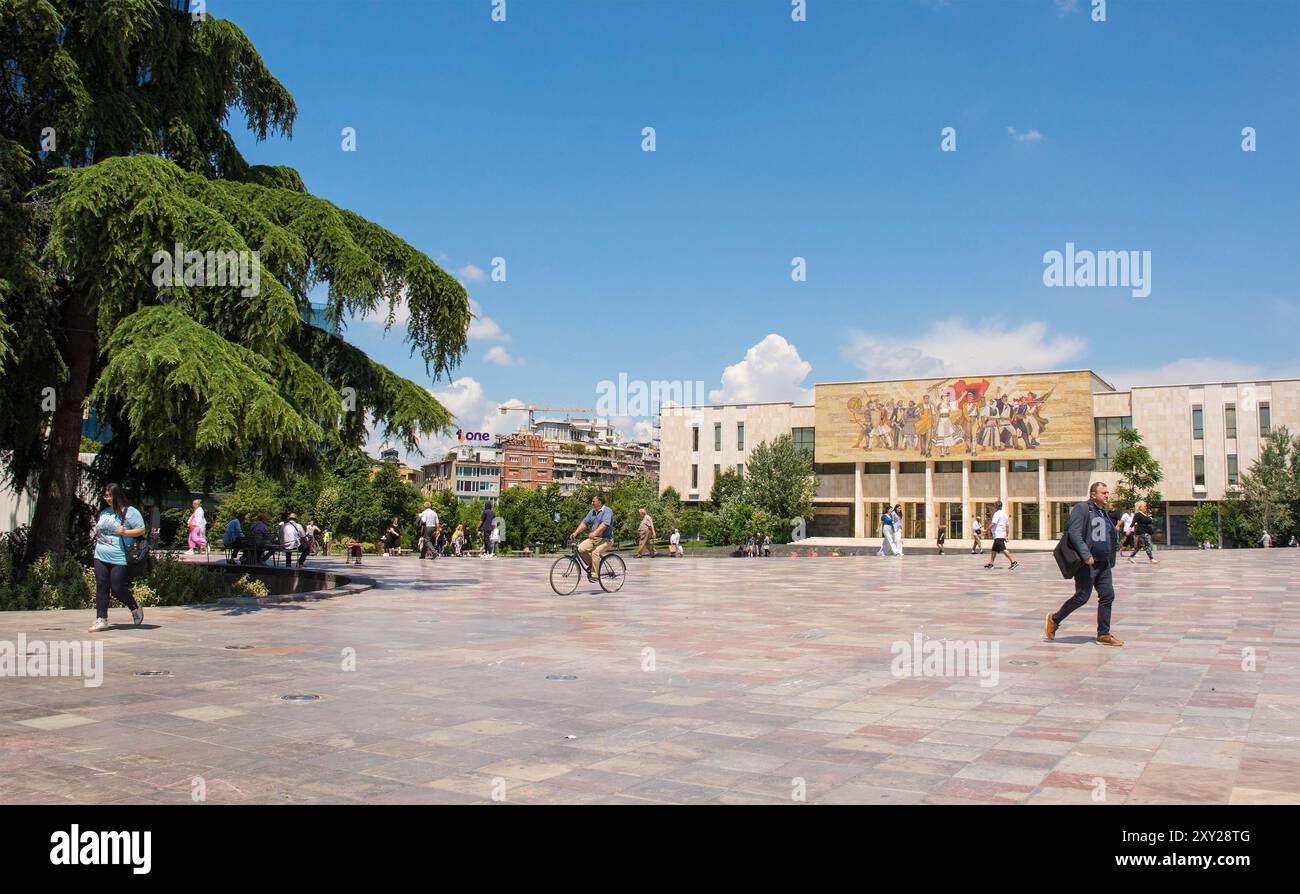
[1018,502,1041,540]
[1260,403,1272,437]
[736,463,744,478]
[1194,455,1205,487]
[792,427,815,456]
[1009,460,1038,473]
[691,427,699,452]
[971,460,1000,473]
[713,464,720,480]
[934,461,962,473]
[899,462,925,474]
[714,422,722,452]
[1227,454,1238,486]
[1224,404,1237,439]
[1047,459,1091,471]
[737,422,745,451]
[864,462,890,474]
[690,464,698,489]
[1192,406,1204,440]
[1094,416,1132,472]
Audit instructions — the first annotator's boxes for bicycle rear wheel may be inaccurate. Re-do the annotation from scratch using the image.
[549,556,581,596]
[598,553,626,593]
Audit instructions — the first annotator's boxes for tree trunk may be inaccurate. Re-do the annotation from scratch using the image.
[23,290,96,564]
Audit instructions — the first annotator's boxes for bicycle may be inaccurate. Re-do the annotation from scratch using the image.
[550,539,626,595]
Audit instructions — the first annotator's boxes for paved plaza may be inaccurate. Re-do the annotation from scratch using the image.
[1,549,1297,805]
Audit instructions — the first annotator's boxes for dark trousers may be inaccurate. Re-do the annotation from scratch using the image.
[1053,561,1115,636]
[94,558,139,618]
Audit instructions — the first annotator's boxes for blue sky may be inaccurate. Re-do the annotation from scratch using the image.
[223,0,1299,455]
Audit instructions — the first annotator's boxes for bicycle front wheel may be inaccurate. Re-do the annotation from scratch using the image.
[598,553,626,593]
[549,556,581,596]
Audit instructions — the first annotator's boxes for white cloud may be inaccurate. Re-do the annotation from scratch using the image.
[484,345,518,366]
[1106,357,1300,391]
[1053,0,1080,14]
[1007,127,1045,142]
[841,319,1087,380]
[709,334,814,405]
[457,263,486,282]
[364,377,525,465]
[468,298,508,342]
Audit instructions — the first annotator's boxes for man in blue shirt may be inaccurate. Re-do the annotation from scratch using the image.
[1045,481,1123,646]
[223,512,249,563]
[571,494,614,582]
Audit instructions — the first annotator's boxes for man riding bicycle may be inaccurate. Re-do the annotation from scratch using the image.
[571,494,613,581]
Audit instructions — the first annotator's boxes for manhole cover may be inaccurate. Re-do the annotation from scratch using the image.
[280,694,321,701]
[1008,659,1039,667]
[224,645,253,650]
[40,627,64,631]
[134,670,173,677]
[789,632,826,640]
[545,675,578,681]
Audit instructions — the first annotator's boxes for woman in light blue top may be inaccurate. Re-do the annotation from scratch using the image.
[90,483,145,633]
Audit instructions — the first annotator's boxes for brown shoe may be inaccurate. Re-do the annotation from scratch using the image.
[1044,612,1058,641]
[1096,634,1124,647]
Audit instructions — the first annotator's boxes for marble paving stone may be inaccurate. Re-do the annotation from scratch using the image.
[0,549,1296,804]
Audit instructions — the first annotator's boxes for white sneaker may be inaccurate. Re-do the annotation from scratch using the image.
[88,617,109,633]
[132,606,144,626]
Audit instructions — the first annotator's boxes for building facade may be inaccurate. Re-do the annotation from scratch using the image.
[658,371,1300,549]
[421,445,502,503]
[500,433,558,491]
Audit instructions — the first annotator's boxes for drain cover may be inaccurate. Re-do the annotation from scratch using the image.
[789,632,825,640]
[280,694,320,701]
[1008,659,1039,667]
[545,674,578,681]
[224,645,253,650]
[134,670,172,677]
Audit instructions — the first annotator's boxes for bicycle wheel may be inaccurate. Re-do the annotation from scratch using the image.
[598,553,626,593]
[549,556,581,596]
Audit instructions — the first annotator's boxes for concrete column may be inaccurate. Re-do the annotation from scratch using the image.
[853,462,864,539]
[961,460,971,544]
[1038,461,1050,540]
[889,461,899,506]
[924,461,935,542]
[999,459,1010,539]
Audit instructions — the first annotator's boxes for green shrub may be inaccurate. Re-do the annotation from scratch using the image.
[230,574,269,598]
[0,554,96,611]
[141,554,224,605]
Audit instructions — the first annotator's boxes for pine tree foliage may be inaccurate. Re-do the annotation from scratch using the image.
[0,0,470,559]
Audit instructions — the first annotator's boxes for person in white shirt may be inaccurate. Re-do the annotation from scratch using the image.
[984,501,1018,570]
[1117,509,1134,551]
[418,503,440,559]
[282,512,306,567]
[971,516,983,554]
[670,528,682,557]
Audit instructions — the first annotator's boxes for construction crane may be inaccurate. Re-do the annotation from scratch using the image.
[498,403,597,429]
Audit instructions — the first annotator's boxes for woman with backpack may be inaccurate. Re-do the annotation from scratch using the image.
[90,483,145,633]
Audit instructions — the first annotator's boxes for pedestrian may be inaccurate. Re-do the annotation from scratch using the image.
[984,500,1018,570]
[480,501,496,557]
[88,483,145,633]
[971,516,983,554]
[1261,531,1272,549]
[452,524,464,556]
[382,517,401,556]
[223,511,249,564]
[878,506,896,557]
[762,534,771,557]
[892,504,905,556]
[489,521,502,555]
[1125,501,1158,564]
[250,513,272,564]
[936,526,946,556]
[304,519,321,556]
[1288,535,1298,548]
[670,528,681,557]
[1117,506,1135,552]
[282,512,306,567]
[186,499,208,556]
[634,508,657,558]
[418,502,440,559]
[1045,481,1124,647]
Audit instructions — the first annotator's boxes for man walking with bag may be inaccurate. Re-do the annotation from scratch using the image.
[1045,481,1124,647]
